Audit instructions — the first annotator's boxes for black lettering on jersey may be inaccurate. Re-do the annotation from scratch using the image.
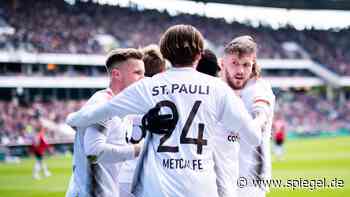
[192,159,203,170]
[153,84,209,96]
[227,132,239,143]
[179,84,188,94]
[198,85,208,95]
[160,85,167,95]
[162,158,203,170]
[188,84,197,94]
[152,86,160,96]
[171,84,179,93]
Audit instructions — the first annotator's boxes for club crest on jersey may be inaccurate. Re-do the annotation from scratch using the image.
[227,132,239,143]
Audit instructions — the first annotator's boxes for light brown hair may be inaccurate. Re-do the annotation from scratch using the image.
[105,48,143,72]
[142,44,166,77]
[159,24,204,66]
[224,35,260,78]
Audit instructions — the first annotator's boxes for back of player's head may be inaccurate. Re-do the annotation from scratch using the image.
[142,44,166,77]
[159,24,204,67]
[105,48,143,73]
[196,49,220,77]
[224,35,260,78]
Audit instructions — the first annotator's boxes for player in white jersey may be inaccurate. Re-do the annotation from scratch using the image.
[195,49,240,197]
[119,44,167,195]
[65,48,145,197]
[221,35,275,197]
[66,25,265,197]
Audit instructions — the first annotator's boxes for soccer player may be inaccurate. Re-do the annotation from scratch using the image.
[194,49,238,197]
[221,35,275,197]
[66,24,264,197]
[196,49,221,77]
[272,115,286,160]
[142,44,166,77]
[119,44,166,195]
[65,48,145,197]
[31,124,51,180]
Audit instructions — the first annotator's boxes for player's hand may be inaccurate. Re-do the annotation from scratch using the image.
[141,106,177,135]
[133,140,144,157]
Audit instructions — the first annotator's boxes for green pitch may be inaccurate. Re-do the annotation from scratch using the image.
[0,136,349,197]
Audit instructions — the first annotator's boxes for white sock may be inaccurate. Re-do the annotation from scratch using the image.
[33,160,41,179]
[42,162,51,177]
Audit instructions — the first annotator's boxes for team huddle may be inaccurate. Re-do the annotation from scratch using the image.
[65,25,275,197]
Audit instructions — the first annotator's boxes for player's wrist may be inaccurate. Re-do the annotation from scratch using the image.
[133,142,143,157]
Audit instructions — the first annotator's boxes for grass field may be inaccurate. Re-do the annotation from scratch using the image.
[0,136,349,197]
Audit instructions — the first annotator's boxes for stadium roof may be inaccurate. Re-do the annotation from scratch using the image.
[189,0,350,10]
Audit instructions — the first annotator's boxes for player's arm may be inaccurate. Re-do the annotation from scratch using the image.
[251,95,275,184]
[250,104,270,132]
[84,125,141,163]
[218,84,262,146]
[66,79,152,128]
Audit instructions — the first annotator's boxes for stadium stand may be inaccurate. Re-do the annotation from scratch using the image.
[0,0,349,75]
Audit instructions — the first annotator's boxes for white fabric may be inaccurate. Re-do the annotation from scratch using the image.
[66,67,262,197]
[119,115,144,184]
[213,123,239,197]
[66,89,135,197]
[238,78,275,194]
[84,123,135,164]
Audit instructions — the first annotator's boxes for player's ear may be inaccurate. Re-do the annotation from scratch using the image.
[111,68,121,80]
[218,57,224,70]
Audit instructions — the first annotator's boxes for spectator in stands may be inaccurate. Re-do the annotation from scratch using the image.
[1,0,349,75]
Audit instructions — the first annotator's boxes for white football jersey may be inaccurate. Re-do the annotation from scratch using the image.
[66,89,130,197]
[119,115,144,184]
[239,78,275,191]
[67,67,263,197]
[213,123,240,197]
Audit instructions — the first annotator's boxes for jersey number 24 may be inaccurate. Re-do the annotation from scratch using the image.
[155,100,207,155]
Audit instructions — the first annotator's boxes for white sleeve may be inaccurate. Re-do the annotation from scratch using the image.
[84,125,136,163]
[218,85,262,146]
[66,79,152,128]
[246,83,275,137]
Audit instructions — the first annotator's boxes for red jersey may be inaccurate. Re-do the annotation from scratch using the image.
[273,119,286,141]
[32,128,49,155]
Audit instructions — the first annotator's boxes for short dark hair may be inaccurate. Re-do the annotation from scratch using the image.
[196,49,220,77]
[105,48,143,72]
[142,44,166,77]
[159,24,204,66]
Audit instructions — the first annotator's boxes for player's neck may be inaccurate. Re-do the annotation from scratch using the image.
[109,81,120,95]
[173,63,196,68]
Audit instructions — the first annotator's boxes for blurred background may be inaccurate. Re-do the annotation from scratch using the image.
[0,0,349,197]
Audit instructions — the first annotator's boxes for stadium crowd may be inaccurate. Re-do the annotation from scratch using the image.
[0,92,349,145]
[0,99,84,145]
[275,91,350,134]
[0,0,349,75]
